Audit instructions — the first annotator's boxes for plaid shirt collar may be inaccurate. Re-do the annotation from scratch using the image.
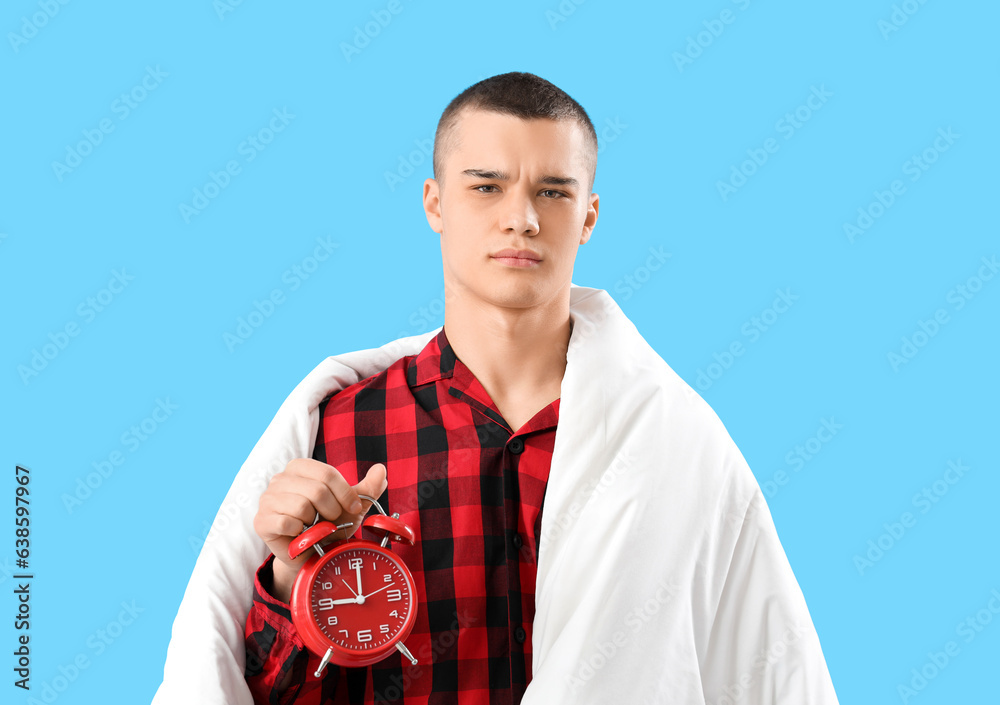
[408,327,559,434]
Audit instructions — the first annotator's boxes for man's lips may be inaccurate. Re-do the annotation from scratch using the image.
[490,249,541,269]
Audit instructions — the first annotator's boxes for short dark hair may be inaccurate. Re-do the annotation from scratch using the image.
[433,72,598,192]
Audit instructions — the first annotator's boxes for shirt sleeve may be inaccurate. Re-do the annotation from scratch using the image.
[244,553,342,704]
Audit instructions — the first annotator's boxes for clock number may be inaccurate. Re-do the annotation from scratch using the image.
[321,581,333,589]
[348,558,363,570]
[327,616,338,626]
[318,598,335,611]
[389,610,399,618]
[357,629,372,643]
[380,624,389,634]
[335,566,341,575]
[339,629,349,640]
[387,589,402,602]
[383,574,393,583]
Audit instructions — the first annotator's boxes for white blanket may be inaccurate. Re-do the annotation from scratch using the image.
[153,284,839,704]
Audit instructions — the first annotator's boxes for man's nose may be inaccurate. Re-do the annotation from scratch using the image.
[500,190,539,236]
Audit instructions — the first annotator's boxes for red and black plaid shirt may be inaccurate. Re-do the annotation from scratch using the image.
[245,327,559,704]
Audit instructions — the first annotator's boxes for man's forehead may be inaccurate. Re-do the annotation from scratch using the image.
[449,108,590,172]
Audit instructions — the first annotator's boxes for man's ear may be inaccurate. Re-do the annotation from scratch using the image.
[423,178,443,234]
[580,192,599,245]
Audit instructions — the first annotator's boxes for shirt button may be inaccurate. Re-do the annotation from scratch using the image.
[514,626,526,644]
[508,437,524,454]
[512,533,523,550]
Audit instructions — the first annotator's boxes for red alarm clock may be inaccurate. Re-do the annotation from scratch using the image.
[288,494,419,676]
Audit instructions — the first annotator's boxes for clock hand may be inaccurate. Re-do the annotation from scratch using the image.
[360,583,394,600]
[331,597,359,605]
[356,564,363,599]
[342,580,359,598]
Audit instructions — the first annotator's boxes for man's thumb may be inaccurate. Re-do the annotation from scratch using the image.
[358,462,388,501]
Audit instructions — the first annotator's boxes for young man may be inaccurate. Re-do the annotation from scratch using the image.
[245,72,599,702]
[153,72,840,705]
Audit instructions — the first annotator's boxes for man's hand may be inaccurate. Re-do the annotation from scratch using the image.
[253,458,388,603]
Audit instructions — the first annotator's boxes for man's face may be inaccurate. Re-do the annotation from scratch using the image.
[423,108,599,313]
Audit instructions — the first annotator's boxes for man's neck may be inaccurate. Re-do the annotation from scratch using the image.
[443,287,572,430]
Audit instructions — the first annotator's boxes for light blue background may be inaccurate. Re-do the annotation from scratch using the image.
[1,1,997,703]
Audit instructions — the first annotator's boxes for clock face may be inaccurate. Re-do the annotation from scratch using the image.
[309,545,413,653]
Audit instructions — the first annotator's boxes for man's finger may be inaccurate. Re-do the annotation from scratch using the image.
[355,463,388,509]
[267,477,348,525]
[283,459,367,519]
[255,507,313,542]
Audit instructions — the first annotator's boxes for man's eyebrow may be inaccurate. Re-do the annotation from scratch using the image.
[461,168,579,188]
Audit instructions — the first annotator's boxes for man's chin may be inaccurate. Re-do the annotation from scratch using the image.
[480,282,563,311]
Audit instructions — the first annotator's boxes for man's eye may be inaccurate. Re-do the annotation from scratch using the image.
[473,185,565,198]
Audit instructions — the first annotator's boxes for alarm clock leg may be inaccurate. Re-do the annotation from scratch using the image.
[313,647,335,677]
[395,642,418,665]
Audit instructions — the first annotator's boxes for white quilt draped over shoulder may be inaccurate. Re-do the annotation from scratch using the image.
[152,284,839,704]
